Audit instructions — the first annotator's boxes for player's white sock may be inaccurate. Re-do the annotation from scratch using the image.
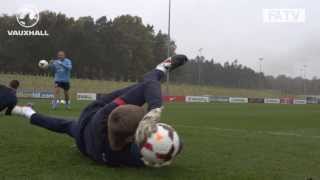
[156,57,172,73]
[65,100,71,109]
[52,99,59,109]
[12,106,36,119]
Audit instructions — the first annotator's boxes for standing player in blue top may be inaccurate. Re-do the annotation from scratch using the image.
[49,51,72,109]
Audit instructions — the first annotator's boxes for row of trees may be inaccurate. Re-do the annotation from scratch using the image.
[171,57,320,95]
[0,11,174,81]
[0,11,319,94]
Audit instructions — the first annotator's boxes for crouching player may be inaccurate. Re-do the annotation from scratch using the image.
[0,80,19,116]
[12,55,188,167]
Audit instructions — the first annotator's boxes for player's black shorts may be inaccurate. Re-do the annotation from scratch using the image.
[55,81,70,91]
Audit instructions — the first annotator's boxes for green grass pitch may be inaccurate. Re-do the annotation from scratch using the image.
[1,100,320,180]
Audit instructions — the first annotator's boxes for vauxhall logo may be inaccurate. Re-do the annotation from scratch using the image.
[7,5,49,37]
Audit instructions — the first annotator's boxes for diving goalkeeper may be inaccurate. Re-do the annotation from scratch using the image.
[12,55,188,167]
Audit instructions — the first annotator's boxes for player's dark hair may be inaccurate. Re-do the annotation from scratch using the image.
[9,80,20,89]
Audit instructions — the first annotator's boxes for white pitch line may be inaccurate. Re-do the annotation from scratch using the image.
[176,125,320,139]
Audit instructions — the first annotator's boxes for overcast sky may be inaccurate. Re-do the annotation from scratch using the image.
[2,0,320,78]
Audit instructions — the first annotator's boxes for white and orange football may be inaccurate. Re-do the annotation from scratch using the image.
[139,123,183,167]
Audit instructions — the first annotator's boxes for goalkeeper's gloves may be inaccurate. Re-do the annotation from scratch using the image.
[135,107,163,147]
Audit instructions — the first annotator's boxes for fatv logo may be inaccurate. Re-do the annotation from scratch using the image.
[7,5,49,36]
[263,9,306,23]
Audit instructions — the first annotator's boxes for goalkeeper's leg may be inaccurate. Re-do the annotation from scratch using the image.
[101,54,188,103]
[119,73,164,110]
[31,114,78,138]
[12,106,78,138]
[116,55,188,110]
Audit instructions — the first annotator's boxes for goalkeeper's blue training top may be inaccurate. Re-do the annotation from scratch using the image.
[49,58,72,82]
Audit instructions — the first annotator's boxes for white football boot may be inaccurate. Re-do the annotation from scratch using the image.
[12,106,36,119]
[156,54,188,73]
